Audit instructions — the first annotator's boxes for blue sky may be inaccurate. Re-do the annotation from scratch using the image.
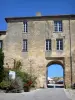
[0,0,74,77]
[48,64,63,78]
[0,0,75,30]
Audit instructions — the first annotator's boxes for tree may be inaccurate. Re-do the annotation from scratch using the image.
[0,49,4,82]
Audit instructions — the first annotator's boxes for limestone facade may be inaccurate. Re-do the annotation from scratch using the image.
[0,14,75,88]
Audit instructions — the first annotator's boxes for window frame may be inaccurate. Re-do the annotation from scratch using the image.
[23,21,28,33]
[22,39,28,52]
[46,39,51,51]
[56,39,63,50]
[54,20,63,32]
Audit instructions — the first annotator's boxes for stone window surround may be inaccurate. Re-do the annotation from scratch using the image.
[56,39,63,50]
[22,39,28,52]
[54,20,63,32]
[23,21,28,33]
[45,39,51,51]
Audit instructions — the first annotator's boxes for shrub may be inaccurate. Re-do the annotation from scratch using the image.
[9,77,24,93]
[0,77,24,93]
[11,59,37,91]
[23,75,37,92]
[0,69,24,93]
[15,70,37,92]
[3,69,9,80]
[0,80,11,90]
[0,49,4,82]
[0,58,37,92]
[0,69,37,92]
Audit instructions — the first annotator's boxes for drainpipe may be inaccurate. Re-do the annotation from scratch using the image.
[69,16,72,87]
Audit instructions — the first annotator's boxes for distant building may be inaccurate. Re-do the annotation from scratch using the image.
[47,77,55,84]
[0,13,75,88]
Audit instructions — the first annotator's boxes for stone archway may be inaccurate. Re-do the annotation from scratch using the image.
[45,57,71,88]
[46,60,65,87]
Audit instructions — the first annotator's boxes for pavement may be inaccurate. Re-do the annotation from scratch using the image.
[0,88,72,100]
[64,89,75,100]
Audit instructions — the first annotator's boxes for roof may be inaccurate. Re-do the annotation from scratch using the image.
[48,77,53,80]
[5,14,75,22]
[0,31,6,35]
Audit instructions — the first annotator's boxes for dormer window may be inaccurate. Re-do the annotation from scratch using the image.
[23,21,28,33]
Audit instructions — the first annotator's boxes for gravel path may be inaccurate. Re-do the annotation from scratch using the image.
[0,88,71,100]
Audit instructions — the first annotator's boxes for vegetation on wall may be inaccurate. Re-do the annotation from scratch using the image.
[0,49,4,82]
[13,59,22,70]
[0,58,37,92]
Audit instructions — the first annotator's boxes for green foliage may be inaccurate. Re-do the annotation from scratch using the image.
[9,77,24,93]
[0,75,24,93]
[16,70,30,82]
[0,58,37,92]
[0,49,4,82]
[3,69,9,79]
[0,68,37,92]
[0,80,11,89]
[15,70,37,91]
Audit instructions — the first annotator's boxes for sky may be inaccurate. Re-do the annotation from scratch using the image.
[0,0,74,77]
[48,64,63,78]
[0,0,75,30]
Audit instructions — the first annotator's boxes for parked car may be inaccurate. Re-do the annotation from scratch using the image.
[55,80,63,84]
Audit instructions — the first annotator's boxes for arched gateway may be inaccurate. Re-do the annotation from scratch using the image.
[46,60,65,87]
[45,57,71,88]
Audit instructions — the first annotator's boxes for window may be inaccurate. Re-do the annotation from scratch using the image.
[46,39,51,51]
[23,39,27,52]
[23,21,27,33]
[54,21,62,32]
[56,39,63,50]
[0,40,3,49]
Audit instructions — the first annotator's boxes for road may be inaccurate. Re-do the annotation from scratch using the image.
[0,88,71,100]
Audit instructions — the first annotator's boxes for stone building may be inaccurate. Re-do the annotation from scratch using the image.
[0,13,75,88]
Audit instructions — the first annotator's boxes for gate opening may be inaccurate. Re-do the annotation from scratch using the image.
[46,62,64,88]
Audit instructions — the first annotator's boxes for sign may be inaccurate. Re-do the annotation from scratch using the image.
[9,70,16,80]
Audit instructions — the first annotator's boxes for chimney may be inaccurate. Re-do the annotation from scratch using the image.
[36,12,42,16]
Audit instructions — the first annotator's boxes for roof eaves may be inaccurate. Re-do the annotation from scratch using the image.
[5,14,75,22]
[0,31,6,35]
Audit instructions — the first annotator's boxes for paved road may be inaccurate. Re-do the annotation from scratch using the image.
[0,88,71,100]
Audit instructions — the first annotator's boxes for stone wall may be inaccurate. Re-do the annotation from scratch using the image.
[1,16,75,88]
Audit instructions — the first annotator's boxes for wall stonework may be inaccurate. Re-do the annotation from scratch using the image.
[0,15,75,88]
